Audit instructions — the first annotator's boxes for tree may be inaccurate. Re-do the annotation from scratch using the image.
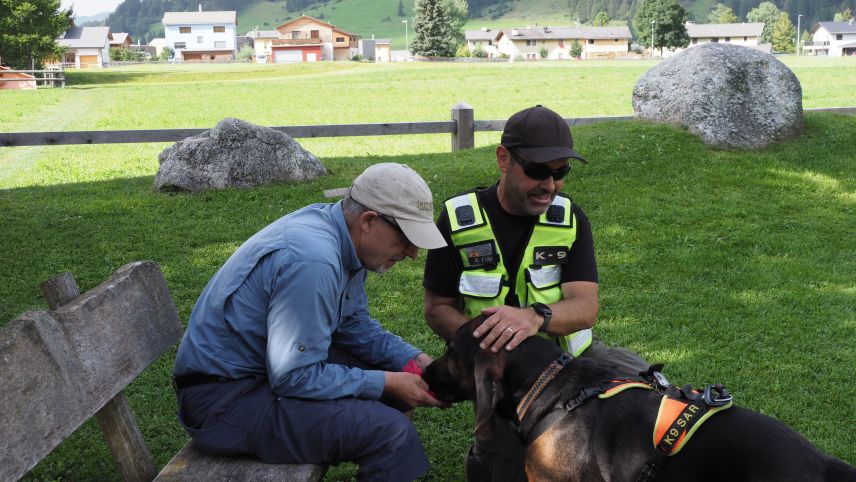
[633,0,690,55]
[443,0,468,47]
[0,0,73,69]
[709,3,739,24]
[771,11,796,53]
[593,11,610,26]
[411,0,457,57]
[569,39,583,58]
[747,1,782,44]
[834,8,853,22]
[158,46,174,62]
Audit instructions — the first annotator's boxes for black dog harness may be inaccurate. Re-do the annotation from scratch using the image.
[516,356,734,481]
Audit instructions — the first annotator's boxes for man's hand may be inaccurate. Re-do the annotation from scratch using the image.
[384,371,447,408]
[473,305,541,353]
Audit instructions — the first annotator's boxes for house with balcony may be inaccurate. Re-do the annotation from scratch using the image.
[271,16,360,62]
[465,28,501,58]
[494,25,632,60]
[56,26,111,68]
[805,19,856,56]
[162,9,237,62]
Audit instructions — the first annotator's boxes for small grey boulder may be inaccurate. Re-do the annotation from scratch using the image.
[155,118,327,192]
[632,43,803,150]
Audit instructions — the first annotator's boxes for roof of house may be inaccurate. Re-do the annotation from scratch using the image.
[275,15,359,38]
[162,11,237,25]
[57,27,111,49]
[496,25,632,41]
[813,20,856,34]
[466,28,497,41]
[374,38,391,44]
[685,22,764,38]
[110,32,131,44]
[243,29,280,39]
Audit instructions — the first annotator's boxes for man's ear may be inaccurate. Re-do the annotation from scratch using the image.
[359,210,378,234]
[473,349,506,442]
[496,145,512,175]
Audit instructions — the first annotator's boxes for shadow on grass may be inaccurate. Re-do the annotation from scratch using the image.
[2,114,855,481]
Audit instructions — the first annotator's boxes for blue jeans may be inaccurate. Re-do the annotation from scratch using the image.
[176,349,429,481]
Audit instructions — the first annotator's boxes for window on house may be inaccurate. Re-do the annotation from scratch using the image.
[836,34,843,40]
[692,38,698,44]
[197,36,204,43]
[526,53,536,59]
[292,31,300,39]
[179,26,191,34]
[174,42,186,49]
[526,40,535,46]
[336,36,345,42]
[488,40,493,45]
[214,41,226,48]
[588,39,594,44]
[711,37,719,42]
[214,26,225,33]
[744,36,748,41]
[725,37,731,42]
[614,38,619,42]
[311,30,320,39]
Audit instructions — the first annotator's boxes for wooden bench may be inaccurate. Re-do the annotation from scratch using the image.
[0,261,327,481]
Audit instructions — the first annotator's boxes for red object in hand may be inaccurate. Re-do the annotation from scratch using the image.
[403,359,438,399]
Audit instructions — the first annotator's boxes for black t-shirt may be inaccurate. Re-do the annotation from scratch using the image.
[423,184,598,301]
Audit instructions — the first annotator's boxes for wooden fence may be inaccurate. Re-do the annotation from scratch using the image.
[0,69,65,88]
[1,104,855,151]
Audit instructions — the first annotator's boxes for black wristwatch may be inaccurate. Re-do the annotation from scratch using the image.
[531,302,552,332]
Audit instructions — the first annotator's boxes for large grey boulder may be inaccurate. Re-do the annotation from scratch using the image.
[155,118,327,192]
[632,43,803,150]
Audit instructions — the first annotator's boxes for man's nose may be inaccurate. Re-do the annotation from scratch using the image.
[538,176,557,191]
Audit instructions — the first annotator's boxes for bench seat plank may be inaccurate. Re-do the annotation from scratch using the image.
[154,441,328,482]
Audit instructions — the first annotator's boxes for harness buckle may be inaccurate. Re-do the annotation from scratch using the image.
[702,383,733,407]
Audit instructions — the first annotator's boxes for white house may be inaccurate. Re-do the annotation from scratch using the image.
[162,9,237,62]
[494,26,632,60]
[660,22,769,57]
[149,38,168,58]
[805,19,856,56]
[56,26,111,68]
[465,28,501,58]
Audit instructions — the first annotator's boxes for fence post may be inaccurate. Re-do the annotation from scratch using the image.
[451,101,474,152]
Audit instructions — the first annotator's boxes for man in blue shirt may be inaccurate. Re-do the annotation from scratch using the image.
[174,163,447,481]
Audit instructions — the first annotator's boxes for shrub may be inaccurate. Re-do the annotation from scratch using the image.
[351,53,364,61]
[455,44,470,57]
[539,47,549,59]
[472,46,487,58]
[237,45,254,61]
[569,40,583,59]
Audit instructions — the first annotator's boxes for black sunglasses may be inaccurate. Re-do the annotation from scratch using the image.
[510,150,571,181]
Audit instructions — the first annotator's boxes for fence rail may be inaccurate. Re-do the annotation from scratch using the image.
[0,69,65,88]
[1,104,854,150]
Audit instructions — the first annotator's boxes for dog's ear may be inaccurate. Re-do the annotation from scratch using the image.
[473,349,506,441]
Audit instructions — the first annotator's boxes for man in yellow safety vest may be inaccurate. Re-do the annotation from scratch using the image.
[423,105,650,481]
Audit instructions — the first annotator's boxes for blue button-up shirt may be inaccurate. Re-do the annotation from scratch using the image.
[174,202,420,400]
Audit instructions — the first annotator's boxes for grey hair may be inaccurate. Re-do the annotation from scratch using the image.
[341,195,370,221]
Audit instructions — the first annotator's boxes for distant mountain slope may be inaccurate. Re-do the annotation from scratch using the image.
[106,0,856,48]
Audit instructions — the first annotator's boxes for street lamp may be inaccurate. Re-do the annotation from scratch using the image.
[402,19,408,52]
[651,20,655,58]
[797,14,802,55]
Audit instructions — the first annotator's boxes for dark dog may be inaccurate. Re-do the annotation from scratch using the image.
[423,316,856,481]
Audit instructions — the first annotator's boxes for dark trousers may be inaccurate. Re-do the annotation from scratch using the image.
[467,336,650,481]
[176,348,429,481]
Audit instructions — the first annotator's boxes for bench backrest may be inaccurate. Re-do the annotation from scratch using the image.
[0,261,183,481]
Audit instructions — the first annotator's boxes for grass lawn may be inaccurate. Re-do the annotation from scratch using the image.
[1,58,855,480]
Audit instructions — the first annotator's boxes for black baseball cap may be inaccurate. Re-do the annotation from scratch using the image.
[501,105,587,164]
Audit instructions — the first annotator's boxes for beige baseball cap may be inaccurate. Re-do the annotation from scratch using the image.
[349,163,447,249]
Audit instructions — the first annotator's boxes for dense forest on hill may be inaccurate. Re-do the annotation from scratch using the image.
[103,0,856,44]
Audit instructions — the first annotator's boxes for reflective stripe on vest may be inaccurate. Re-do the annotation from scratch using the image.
[446,193,592,356]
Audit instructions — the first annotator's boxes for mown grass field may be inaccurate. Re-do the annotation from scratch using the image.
[1,57,855,481]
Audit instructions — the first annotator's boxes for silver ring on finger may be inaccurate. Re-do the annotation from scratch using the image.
[504,327,515,335]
